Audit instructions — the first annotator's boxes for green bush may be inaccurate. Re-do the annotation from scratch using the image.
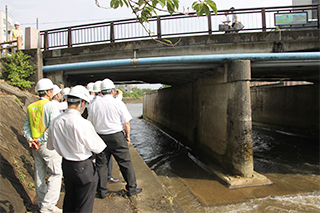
[2,51,36,89]
[118,85,152,98]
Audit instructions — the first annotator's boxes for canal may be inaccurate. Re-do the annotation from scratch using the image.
[127,103,320,212]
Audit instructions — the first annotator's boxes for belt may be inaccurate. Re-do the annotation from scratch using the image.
[63,155,93,163]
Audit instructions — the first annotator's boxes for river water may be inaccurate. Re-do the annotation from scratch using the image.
[127,103,320,212]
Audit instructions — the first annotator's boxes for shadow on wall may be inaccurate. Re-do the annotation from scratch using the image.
[0,153,34,212]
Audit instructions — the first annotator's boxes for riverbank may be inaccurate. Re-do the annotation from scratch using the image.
[122,97,143,104]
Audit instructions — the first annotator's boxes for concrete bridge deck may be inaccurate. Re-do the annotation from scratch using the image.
[39,29,320,86]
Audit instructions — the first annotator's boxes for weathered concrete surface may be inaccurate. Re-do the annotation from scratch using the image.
[25,27,40,49]
[21,48,43,94]
[143,60,263,182]
[93,144,184,213]
[251,83,319,135]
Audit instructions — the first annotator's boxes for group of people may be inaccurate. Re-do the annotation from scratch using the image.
[222,7,244,32]
[23,78,142,213]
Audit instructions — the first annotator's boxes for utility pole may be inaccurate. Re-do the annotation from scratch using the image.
[36,18,38,29]
[5,5,8,42]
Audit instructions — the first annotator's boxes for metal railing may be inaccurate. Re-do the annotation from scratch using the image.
[40,4,320,50]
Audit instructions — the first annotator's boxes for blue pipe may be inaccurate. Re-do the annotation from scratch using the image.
[43,52,320,73]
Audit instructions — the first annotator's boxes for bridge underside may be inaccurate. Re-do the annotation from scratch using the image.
[42,29,320,86]
[61,59,319,86]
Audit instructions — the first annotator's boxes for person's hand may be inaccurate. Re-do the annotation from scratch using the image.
[126,135,131,144]
[29,139,41,151]
[115,89,123,96]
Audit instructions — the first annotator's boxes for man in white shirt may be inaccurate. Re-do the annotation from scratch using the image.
[87,80,120,183]
[88,78,142,198]
[51,85,68,113]
[47,85,107,212]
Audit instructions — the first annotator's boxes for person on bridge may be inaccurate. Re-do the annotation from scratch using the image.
[11,22,23,49]
[87,78,142,198]
[229,7,238,28]
[22,78,62,213]
[47,85,106,213]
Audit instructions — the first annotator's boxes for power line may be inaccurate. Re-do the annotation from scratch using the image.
[21,18,108,26]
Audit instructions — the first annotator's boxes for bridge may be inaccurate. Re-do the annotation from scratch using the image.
[22,4,320,188]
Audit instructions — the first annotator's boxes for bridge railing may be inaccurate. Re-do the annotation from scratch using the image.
[40,4,319,50]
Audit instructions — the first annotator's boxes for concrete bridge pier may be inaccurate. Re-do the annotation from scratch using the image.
[224,60,253,177]
[144,60,271,188]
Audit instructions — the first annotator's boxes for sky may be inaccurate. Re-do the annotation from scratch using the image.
[1,0,293,89]
[2,0,293,31]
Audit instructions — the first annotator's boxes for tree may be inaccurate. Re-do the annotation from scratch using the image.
[1,51,36,89]
[95,0,217,45]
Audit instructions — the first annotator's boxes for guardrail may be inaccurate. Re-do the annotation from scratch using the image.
[0,39,23,57]
[40,4,320,50]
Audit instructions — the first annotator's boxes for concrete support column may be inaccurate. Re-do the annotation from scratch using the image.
[226,60,253,177]
[25,27,40,49]
[22,48,43,93]
[143,59,256,181]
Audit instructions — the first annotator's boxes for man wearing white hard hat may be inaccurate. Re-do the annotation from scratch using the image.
[11,22,23,49]
[86,82,95,102]
[87,80,120,184]
[88,78,142,198]
[51,85,67,114]
[47,85,106,213]
[22,78,62,213]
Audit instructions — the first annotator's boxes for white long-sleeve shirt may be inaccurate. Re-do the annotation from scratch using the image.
[51,100,68,114]
[87,95,132,135]
[47,109,106,161]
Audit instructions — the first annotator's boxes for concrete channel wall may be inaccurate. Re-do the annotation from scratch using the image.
[143,60,253,177]
[251,83,319,135]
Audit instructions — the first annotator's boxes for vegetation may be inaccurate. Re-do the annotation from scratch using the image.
[95,0,217,45]
[118,85,152,98]
[103,0,217,22]
[1,51,37,89]
[160,84,171,89]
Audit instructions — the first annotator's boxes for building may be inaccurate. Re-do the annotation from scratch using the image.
[0,10,13,43]
[293,0,320,19]
[117,84,135,93]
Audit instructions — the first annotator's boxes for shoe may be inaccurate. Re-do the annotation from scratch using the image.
[109,177,120,183]
[39,206,62,213]
[127,188,143,196]
[96,192,106,199]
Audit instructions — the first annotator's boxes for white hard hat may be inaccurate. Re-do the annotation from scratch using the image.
[87,82,94,92]
[61,87,70,97]
[92,80,102,93]
[14,22,20,26]
[52,85,62,97]
[66,85,90,103]
[36,78,54,92]
[101,78,115,91]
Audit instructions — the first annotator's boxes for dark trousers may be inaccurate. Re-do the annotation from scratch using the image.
[108,156,113,179]
[96,132,137,196]
[62,158,97,213]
